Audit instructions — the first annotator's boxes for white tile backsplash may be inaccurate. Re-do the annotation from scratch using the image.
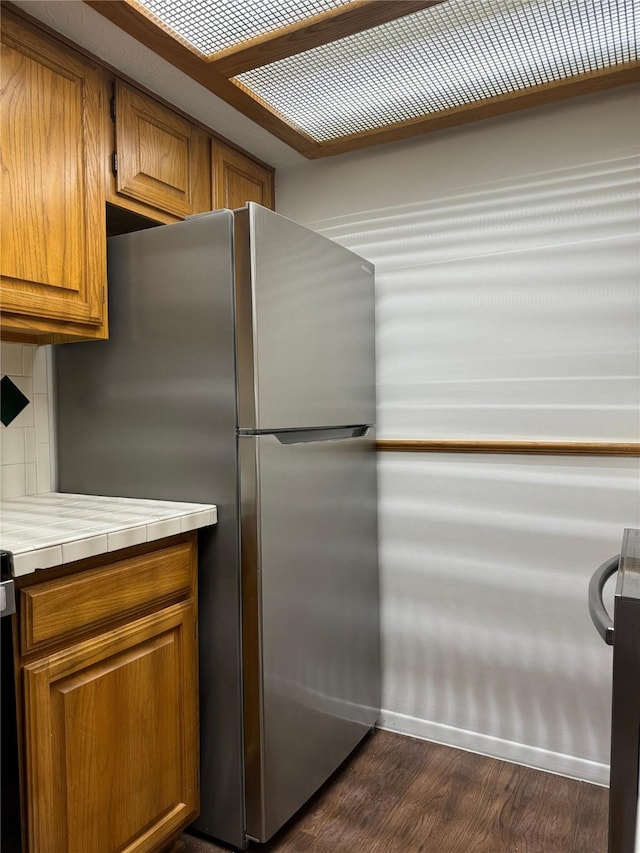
[1,342,24,376]
[35,443,51,494]
[1,464,27,499]
[25,463,37,495]
[24,428,36,463]
[22,345,33,379]
[1,343,52,496]
[34,393,50,444]
[33,346,48,394]
[0,429,25,465]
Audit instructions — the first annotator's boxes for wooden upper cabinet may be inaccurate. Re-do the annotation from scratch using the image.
[0,10,274,342]
[212,140,275,211]
[110,79,211,220]
[0,13,107,341]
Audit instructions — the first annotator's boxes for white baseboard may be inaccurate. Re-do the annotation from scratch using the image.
[377,710,610,787]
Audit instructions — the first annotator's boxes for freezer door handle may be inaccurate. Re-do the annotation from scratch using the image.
[588,554,619,645]
[274,426,369,444]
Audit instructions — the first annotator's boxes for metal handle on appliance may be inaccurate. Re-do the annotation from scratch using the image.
[0,579,16,618]
[588,555,619,646]
[274,426,369,444]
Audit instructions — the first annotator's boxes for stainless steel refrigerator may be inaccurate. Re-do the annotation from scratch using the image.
[55,203,381,849]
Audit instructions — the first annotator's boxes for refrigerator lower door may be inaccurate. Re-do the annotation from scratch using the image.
[239,428,380,843]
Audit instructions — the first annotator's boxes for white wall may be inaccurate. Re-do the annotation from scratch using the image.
[277,85,640,784]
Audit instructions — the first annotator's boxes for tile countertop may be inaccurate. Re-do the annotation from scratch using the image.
[0,492,217,577]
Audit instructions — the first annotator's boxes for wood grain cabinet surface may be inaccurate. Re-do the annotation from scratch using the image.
[108,79,211,221]
[0,8,275,343]
[0,12,108,342]
[15,535,199,853]
[212,139,275,210]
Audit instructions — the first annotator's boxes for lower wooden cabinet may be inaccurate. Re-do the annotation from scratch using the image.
[15,535,199,853]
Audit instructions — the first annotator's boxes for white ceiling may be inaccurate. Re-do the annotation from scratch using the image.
[10,0,307,169]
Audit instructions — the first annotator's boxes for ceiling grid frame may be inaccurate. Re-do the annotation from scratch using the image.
[85,0,640,158]
[130,0,356,56]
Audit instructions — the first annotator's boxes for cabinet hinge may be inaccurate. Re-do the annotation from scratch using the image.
[111,151,118,175]
[110,94,116,122]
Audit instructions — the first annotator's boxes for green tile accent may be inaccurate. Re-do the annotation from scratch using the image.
[1,376,30,427]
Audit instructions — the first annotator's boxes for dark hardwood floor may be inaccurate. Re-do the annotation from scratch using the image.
[176,730,608,853]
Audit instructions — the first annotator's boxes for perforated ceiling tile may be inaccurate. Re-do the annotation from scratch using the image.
[132,0,356,56]
[234,0,638,141]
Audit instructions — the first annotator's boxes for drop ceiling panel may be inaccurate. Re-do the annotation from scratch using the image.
[234,0,638,142]
[131,0,356,56]
[84,0,640,156]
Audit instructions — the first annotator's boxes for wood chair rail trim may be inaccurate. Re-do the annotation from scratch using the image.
[376,440,640,456]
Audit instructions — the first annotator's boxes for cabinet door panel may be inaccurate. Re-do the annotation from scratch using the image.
[212,140,274,210]
[0,14,106,336]
[23,602,198,853]
[115,80,195,218]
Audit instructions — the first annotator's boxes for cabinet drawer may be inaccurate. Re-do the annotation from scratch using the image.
[20,538,195,655]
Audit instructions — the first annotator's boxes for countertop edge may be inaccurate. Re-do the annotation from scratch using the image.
[0,493,218,577]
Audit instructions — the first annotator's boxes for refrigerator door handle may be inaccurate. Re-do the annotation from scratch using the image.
[588,554,619,646]
[274,426,370,444]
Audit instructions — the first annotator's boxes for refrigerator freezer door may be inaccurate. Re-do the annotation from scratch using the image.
[235,204,376,431]
[240,429,380,843]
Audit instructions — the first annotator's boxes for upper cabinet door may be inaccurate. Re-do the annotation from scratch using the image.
[0,13,107,341]
[212,140,274,211]
[114,80,206,219]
